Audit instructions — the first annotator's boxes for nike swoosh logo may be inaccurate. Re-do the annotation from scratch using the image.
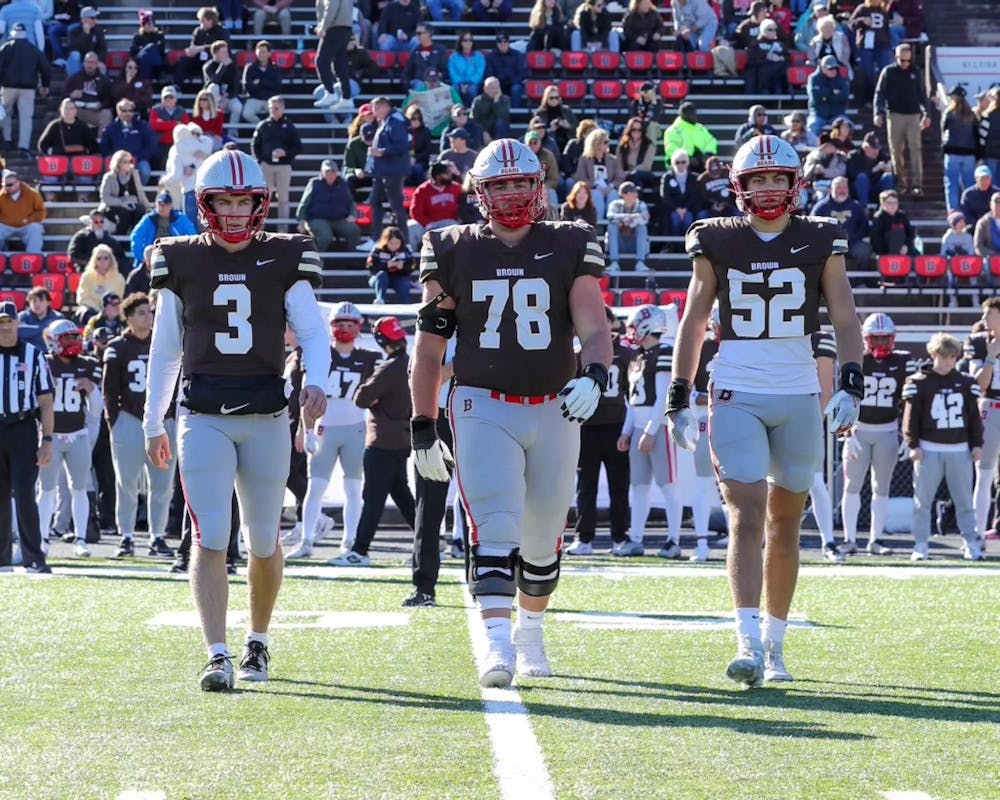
[220,403,250,415]
[256,258,275,266]
[790,245,809,254]
[534,252,553,260]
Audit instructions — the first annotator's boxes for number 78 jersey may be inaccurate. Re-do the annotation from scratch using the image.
[686,215,848,394]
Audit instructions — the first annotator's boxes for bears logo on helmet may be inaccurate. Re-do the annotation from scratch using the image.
[626,304,667,341]
[45,318,83,357]
[730,134,803,221]
[195,149,271,244]
[861,312,896,360]
[468,139,546,229]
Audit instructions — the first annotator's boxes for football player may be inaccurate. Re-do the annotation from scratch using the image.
[841,313,914,556]
[103,292,177,559]
[286,302,379,559]
[665,135,864,687]
[409,138,613,688]
[810,329,842,563]
[143,148,330,692]
[37,319,103,558]
[966,298,1000,538]
[902,334,984,561]
[618,305,684,558]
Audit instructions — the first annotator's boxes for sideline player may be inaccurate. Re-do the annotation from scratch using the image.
[841,313,913,556]
[37,319,102,558]
[810,328,842,563]
[143,148,330,692]
[965,298,1000,538]
[103,292,177,559]
[689,304,724,562]
[665,135,864,687]
[409,138,612,688]
[287,302,378,559]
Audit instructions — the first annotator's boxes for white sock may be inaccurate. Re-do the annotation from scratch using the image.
[810,472,834,546]
[974,468,994,536]
[660,482,682,544]
[735,607,761,642]
[517,607,545,630]
[630,483,651,543]
[484,616,512,647]
[841,491,861,544]
[692,476,714,538]
[71,489,89,543]
[342,478,363,546]
[247,631,268,647]
[868,494,890,542]
[208,642,230,658]
[301,476,329,544]
[36,488,56,538]
[762,615,787,646]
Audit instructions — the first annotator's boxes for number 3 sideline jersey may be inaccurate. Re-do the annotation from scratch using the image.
[103,331,168,426]
[686,215,848,394]
[420,220,605,396]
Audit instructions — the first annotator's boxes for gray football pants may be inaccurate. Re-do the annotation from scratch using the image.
[448,386,578,563]
[912,450,976,545]
[307,422,365,481]
[842,427,897,494]
[112,412,176,537]
[39,434,90,491]
[177,409,291,558]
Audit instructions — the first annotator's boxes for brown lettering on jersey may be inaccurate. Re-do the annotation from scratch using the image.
[463,398,473,413]
[717,389,734,403]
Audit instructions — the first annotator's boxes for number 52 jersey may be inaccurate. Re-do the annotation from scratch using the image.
[686,215,848,395]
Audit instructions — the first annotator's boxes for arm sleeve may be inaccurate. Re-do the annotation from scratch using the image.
[620,402,634,437]
[643,366,671,436]
[284,280,331,389]
[143,288,184,438]
[967,381,984,448]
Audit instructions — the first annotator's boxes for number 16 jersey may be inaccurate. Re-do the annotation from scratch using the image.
[686,215,848,395]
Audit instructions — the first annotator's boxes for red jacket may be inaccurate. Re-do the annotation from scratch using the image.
[149,105,191,147]
[409,180,462,227]
[193,111,224,142]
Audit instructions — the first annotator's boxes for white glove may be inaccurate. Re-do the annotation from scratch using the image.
[667,408,699,451]
[824,390,860,433]
[305,430,321,454]
[843,434,862,461]
[560,377,602,423]
[413,440,454,482]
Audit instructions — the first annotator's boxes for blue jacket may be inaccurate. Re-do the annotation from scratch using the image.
[99,118,158,162]
[807,69,850,121]
[130,210,197,264]
[484,48,525,93]
[448,51,486,89]
[297,175,355,222]
[810,196,870,244]
[372,110,410,177]
[17,307,63,351]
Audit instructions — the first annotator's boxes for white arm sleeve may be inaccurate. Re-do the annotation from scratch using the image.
[143,288,184,439]
[643,370,671,436]
[85,386,104,418]
[285,280,331,388]
[620,402,634,437]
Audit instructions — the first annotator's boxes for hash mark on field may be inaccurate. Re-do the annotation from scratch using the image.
[117,792,167,800]
[555,610,815,632]
[882,792,934,800]
[464,589,554,800]
[147,610,409,630]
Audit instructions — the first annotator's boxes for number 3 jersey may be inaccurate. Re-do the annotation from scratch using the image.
[902,368,983,450]
[47,354,102,434]
[686,215,848,394]
[419,221,605,396]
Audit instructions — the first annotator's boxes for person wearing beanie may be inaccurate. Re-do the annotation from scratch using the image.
[807,54,851,137]
[734,104,779,148]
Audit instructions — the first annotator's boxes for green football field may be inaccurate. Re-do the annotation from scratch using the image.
[1,555,998,800]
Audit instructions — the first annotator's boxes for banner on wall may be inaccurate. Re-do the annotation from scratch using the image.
[935,47,1000,100]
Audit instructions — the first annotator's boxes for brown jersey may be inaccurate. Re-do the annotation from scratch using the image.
[962,333,1000,399]
[686,215,848,341]
[902,368,983,448]
[47,354,101,433]
[585,340,632,427]
[150,232,322,378]
[811,330,837,361]
[859,350,916,425]
[628,342,672,408]
[327,346,381,400]
[419,220,605,396]
[102,331,152,426]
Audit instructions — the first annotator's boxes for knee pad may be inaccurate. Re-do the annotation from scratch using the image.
[516,552,561,598]
[468,546,517,598]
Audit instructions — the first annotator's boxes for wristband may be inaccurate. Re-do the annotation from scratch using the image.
[41,435,52,442]
[582,362,609,393]
[410,416,438,450]
[840,362,865,400]
[665,378,692,414]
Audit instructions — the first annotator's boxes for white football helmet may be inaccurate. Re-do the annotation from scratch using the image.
[626,304,667,342]
[861,312,896,359]
[195,148,271,243]
[331,301,363,343]
[730,134,803,221]
[331,301,363,323]
[45,318,83,357]
[468,138,545,229]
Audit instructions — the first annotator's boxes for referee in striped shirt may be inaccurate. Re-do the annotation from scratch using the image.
[0,301,55,572]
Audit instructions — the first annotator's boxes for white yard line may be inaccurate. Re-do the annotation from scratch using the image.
[881,792,934,800]
[463,589,554,800]
[147,610,409,630]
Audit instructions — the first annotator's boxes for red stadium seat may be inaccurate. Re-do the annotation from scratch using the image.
[45,254,74,274]
[914,255,948,281]
[989,256,1000,277]
[397,50,410,69]
[659,290,687,313]
[621,289,655,307]
[526,51,556,75]
[402,186,415,209]
[735,51,748,73]
[561,51,589,73]
[624,51,654,74]
[592,50,621,73]
[878,255,911,280]
[167,50,184,66]
[558,79,587,102]
[0,255,7,273]
[789,51,808,67]
[598,275,611,291]
[787,66,810,90]
[301,52,318,71]
[105,51,129,72]
[525,79,549,101]
[236,50,255,69]
[10,254,43,275]
[657,51,683,73]
[33,273,66,296]
[626,80,650,99]
[271,51,296,70]
[602,290,619,306]
[37,155,69,179]
[592,80,624,102]
[355,204,373,228]
[371,50,396,70]
[67,272,82,294]
[70,155,103,180]
[950,255,983,279]
[685,51,713,74]
[659,79,689,102]
[0,290,26,310]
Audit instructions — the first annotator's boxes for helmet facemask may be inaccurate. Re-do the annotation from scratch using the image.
[51,331,83,357]
[197,188,271,244]
[733,168,801,221]
[866,333,895,360]
[474,175,546,229]
[332,320,360,343]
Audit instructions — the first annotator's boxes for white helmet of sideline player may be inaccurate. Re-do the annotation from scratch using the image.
[468,138,545,229]
[45,318,84,357]
[331,301,364,343]
[195,148,271,244]
[730,134,803,221]
[861,312,896,359]
[626,304,667,342]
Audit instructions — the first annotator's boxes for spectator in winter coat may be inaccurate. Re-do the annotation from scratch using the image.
[98,150,148,234]
[575,127,624,220]
[658,148,705,236]
[524,130,561,207]
[448,32,486,108]
[175,7,229,87]
[484,34,525,109]
[734,104,779,148]
[297,159,362,252]
[0,23,51,154]
[527,0,567,52]
[439,104,484,152]
[780,110,819,157]
[560,180,598,228]
[16,287,64,351]
[64,50,112,131]
[807,55,851,137]
[406,160,462,249]
[402,25,449,89]
[846,131,896,204]
[808,15,851,76]
[365,226,414,304]
[240,40,283,122]
[0,170,45,252]
[941,86,979,212]
[873,43,931,195]
[129,10,166,81]
[973,193,1000,258]
[961,165,999,225]
[203,40,242,128]
[572,0,622,52]
[850,0,894,102]
[623,0,664,52]
[697,156,738,217]
[148,86,191,165]
[811,176,872,266]
[617,117,657,192]
[129,191,197,266]
[377,0,423,52]
[190,89,226,149]
[99,99,157,183]
[65,7,106,76]
[251,95,301,229]
[37,98,98,156]
[68,207,127,271]
[629,81,665,144]
[161,122,212,225]
[470,77,510,142]
[533,84,577,153]
[870,189,915,256]
[367,96,411,243]
[111,58,153,118]
[745,20,790,95]
[670,0,717,53]
[663,101,718,173]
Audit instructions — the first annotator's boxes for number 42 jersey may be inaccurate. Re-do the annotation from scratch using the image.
[686,215,848,394]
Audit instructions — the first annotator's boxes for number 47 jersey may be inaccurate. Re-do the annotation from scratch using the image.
[686,215,848,395]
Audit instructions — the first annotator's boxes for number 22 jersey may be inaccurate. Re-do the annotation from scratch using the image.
[686,215,848,394]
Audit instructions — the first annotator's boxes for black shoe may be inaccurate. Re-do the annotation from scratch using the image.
[169,555,189,574]
[147,537,175,558]
[60,531,76,544]
[402,590,436,607]
[115,538,134,558]
[226,561,238,575]
[199,653,234,692]
[237,640,270,681]
[25,561,52,574]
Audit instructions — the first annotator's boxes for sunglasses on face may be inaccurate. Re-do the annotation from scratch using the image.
[97,255,111,260]
[3,181,17,188]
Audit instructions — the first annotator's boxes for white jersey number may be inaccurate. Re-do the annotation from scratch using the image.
[53,376,81,413]
[214,284,253,355]
[328,369,362,400]
[605,363,621,398]
[931,391,965,430]
[472,278,551,351]
[127,359,147,395]
[728,267,805,338]
[862,376,897,407]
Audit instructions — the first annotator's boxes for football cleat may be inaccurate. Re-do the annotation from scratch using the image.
[614,540,645,557]
[479,639,516,688]
[147,537,175,558]
[963,538,986,561]
[689,538,710,562]
[226,560,239,576]
[837,541,858,556]
[237,640,270,682]
[513,625,552,678]
[200,653,235,692]
[448,537,465,559]
[657,541,682,560]
[169,555,189,574]
[327,550,371,567]
[314,515,334,542]
[565,539,593,556]
[866,539,894,556]
[726,636,764,688]
[823,543,845,563]
[910,542,929,562]
[281,523,302,546]
[60,531,77,544]
[763,640,793,683]
[285,540,313,559]
[115,538,134,558]
[74,541,91,558]
[401,590,436,608]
